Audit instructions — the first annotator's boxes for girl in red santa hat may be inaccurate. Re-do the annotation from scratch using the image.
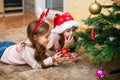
[47,12,80,62]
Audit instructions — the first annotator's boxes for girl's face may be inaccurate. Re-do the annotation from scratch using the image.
[63,27,76,38]
[35,30,50,47]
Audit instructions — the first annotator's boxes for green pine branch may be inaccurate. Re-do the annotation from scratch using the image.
[69,2,120,63]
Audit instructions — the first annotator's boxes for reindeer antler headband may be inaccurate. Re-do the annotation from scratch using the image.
[34,8,50,31]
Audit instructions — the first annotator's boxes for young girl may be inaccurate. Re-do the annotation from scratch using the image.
[47,12,80,62]
[0,10,67,69]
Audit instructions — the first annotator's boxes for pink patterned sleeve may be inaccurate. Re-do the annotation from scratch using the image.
[47,33,61,52]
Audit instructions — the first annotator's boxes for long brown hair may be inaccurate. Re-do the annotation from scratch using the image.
[59,27,78,52]
[27,20,49,62]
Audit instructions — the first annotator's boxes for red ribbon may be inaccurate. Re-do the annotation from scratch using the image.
[34,8,50,31]
[34,20,44,31]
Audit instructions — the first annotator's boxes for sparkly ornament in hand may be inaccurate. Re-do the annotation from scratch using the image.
[61,48,69,55]
[90,28,95,40]
[96,68,105,79]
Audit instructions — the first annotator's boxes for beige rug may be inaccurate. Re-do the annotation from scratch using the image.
[0,27,27,44]
[0,27,120,80]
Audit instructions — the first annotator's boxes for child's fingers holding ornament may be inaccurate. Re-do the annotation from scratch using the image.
[60,48,70,61]
[52,52,62,62]
[63,53,70,61]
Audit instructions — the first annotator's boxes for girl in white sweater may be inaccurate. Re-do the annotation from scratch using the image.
[0,19,68,69]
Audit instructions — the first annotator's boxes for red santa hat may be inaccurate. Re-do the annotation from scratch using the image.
[51,12,80,34]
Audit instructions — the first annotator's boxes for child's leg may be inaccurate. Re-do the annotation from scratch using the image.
[0,41,16,58]
[0,47,7,58]
[0,41,16,46]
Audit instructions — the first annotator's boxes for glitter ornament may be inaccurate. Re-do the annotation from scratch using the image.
[96,68,105,79]
[89,0,102,15]
[61,48,69,55]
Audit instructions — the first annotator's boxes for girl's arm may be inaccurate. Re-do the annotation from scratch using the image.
[22,47,42,69]
[42,52,67,68]
[23,46,59,69]
[40,56,54,68]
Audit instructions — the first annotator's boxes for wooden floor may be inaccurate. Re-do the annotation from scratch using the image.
[0,13,37,30]
[0,13,85,31]
[0,13,54,31]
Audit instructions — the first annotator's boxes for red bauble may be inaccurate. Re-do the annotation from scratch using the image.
[61,48,69,55]
[90,28,95,40]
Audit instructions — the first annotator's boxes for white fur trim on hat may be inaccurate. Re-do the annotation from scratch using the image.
[51,20,80,34]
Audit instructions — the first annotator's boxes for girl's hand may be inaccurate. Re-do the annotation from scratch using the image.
[52,52,62,63]
[52,52,70,63]
[64,35,75,47]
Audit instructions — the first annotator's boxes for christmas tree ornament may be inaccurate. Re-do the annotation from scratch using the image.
[89,0,102,15]
[115,24,120,29]
[90,28,96,40]
[95,34,99,38]
[109,36,115,41]
[114,0,120,6]
[61,48,69,55]
[96,68,105,79]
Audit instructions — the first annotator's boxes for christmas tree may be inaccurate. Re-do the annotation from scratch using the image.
[68,0,120,63]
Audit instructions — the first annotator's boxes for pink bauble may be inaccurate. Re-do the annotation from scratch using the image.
[96,68,105,78]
